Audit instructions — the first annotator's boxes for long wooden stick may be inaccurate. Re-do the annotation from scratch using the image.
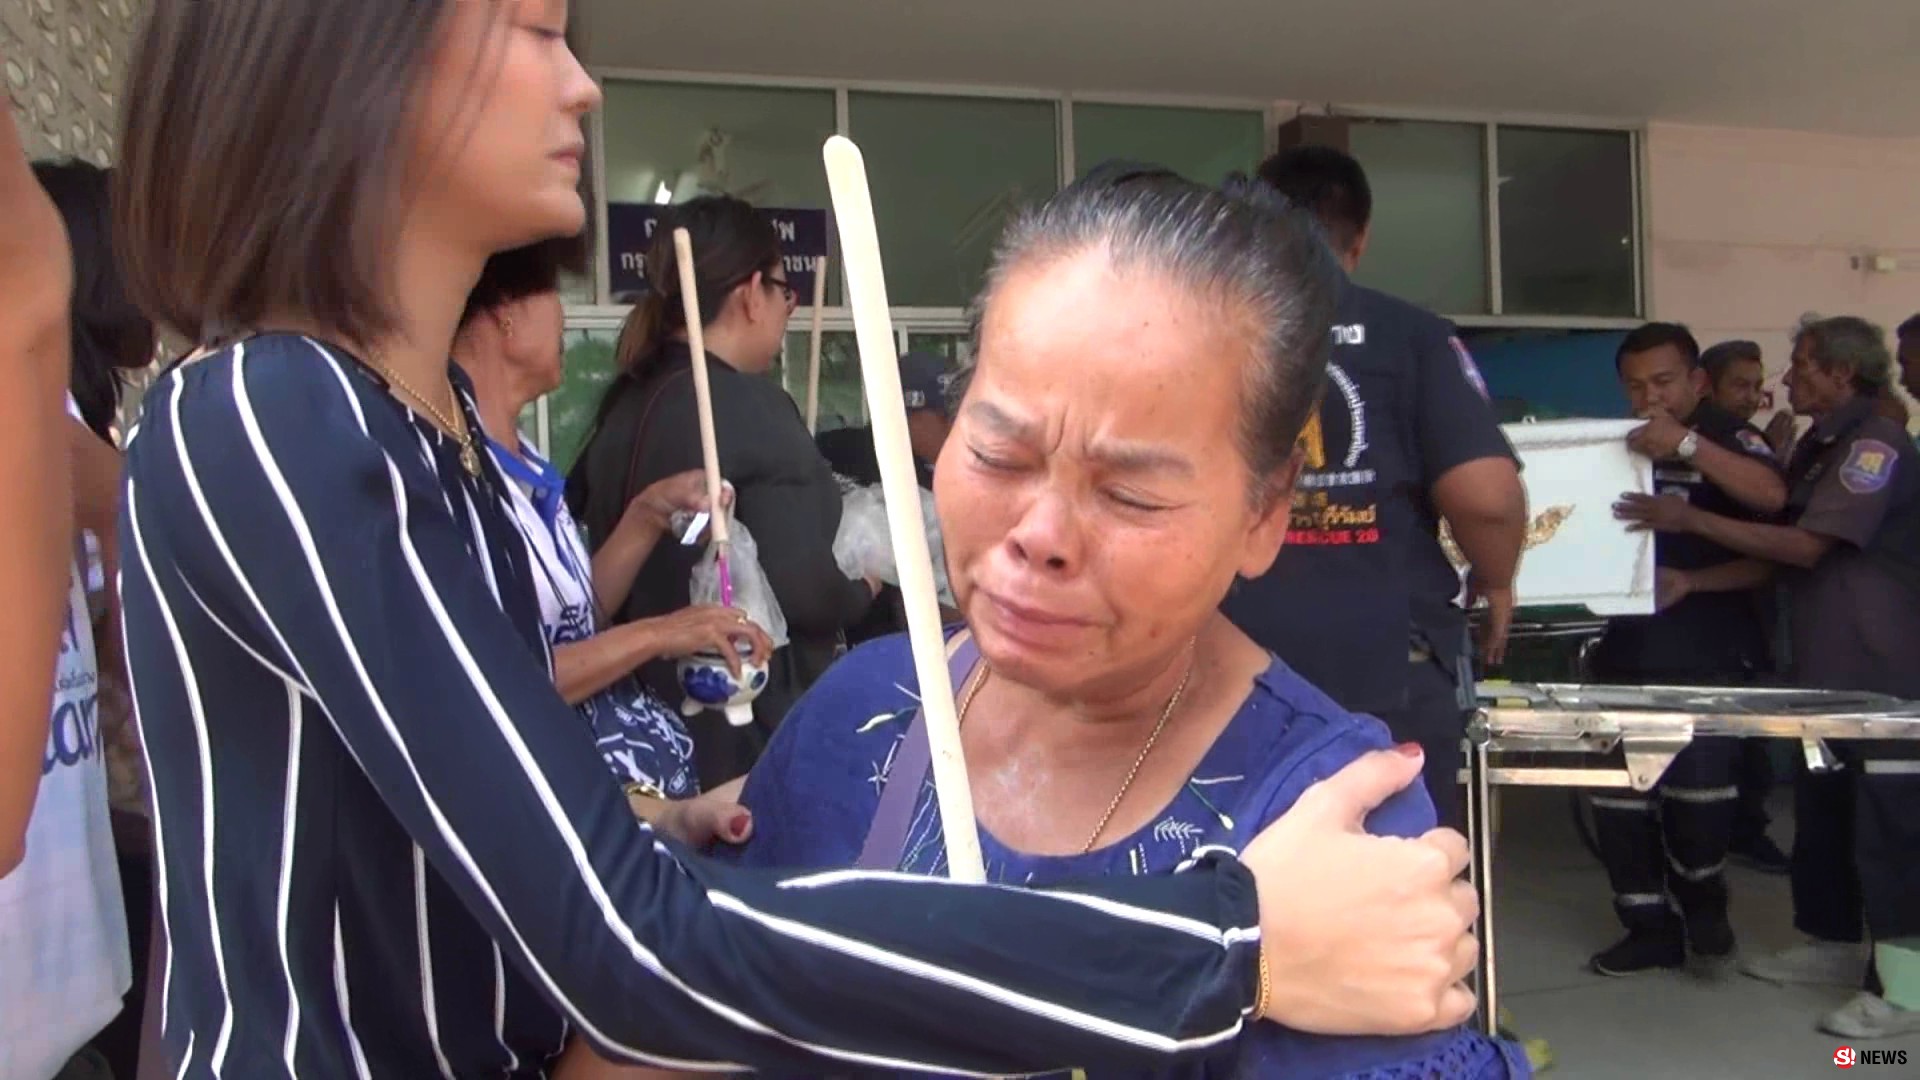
[671,228,731,554]
[805,255,829,434]
[822,136,984,883]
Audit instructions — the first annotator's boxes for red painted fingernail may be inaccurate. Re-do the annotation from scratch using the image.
[1394,742,1424,758]
[729,813,751,839]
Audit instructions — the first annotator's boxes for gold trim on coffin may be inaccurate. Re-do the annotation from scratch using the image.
[1439,505,1574,570]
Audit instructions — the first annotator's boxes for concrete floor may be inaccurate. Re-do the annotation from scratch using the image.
[1489,786,1920,1077]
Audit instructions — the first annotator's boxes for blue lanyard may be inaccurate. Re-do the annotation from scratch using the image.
[488,437,596,608]
[487,436,566,530]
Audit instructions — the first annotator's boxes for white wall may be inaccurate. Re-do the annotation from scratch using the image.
[1644,123,1920,387]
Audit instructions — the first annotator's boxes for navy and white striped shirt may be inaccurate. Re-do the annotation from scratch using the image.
[119,334,1263,1078]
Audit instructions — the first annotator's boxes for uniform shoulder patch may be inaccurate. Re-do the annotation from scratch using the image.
[1449,337,1489,400]
[1736,429,1775,459]
[1838,438,1897,495]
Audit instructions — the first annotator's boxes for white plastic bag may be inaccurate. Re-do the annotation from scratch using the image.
[833,484,955,607]
[690,516,788,650]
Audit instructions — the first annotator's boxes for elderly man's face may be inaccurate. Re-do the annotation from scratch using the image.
[1785,339,1853,418]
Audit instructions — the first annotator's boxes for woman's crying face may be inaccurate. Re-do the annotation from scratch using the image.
[934,248,1290,699]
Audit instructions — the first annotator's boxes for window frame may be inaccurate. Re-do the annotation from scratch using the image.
[582,69,1648,334]
[1331,104,1646,328]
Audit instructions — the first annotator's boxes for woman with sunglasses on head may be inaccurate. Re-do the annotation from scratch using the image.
[569,197,876,790]
[115,1,1483,1075]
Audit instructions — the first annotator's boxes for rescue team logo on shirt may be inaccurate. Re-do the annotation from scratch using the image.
[1838,439,1897,495]
[1450,337,1490,400]
[1289,363,1379,546]
[1737,429,1775,459]
[1295,364,1369,473]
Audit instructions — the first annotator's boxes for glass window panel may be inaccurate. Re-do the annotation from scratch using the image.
[780,329,865,432]
[1497,127,1637,317]
[848,92,1059,308]
[1348,119,1490,315]
[1071,104,1266,185]
[902,331,973,368]
[600,81,839,301]
[546,328,620,473]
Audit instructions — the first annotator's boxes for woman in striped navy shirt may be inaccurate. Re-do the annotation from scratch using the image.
[113,1,1482,1076]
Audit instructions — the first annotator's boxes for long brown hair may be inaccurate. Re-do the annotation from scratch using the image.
[611,196,782,382]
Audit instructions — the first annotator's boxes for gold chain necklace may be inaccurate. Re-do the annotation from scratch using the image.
[369,356,481,476]
[958,639,1198,854]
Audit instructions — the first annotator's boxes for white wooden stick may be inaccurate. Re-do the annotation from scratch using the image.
[822,135,985,883]
[805,255,829,434]
[671,228,730,547]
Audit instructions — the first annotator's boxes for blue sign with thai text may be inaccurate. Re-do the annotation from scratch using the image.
[608,202,830,303]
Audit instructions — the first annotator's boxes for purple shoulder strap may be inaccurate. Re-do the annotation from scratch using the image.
[855,634,981,870]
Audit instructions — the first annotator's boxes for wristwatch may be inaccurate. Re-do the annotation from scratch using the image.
[1675,431,1700,461]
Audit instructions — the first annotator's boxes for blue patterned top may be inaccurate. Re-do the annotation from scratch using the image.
[490,436,698,797]
[732,634,1529,1079]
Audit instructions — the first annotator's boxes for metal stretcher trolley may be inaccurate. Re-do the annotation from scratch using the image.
[1463,681,1920,1036]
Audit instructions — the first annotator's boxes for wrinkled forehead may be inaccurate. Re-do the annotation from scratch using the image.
[970,253,1256,440]
[978,252,1253,376]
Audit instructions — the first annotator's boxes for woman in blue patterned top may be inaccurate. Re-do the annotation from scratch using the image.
[724,167,1530,1079]
[457,238,770,842]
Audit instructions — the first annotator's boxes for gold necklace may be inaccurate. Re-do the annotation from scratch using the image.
[369,356,480,476]
[958,639,1198,854]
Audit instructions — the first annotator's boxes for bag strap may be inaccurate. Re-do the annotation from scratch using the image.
[855,632,981,871]
[618,368,692,512]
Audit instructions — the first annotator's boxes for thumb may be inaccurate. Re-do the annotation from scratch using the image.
[1296,746,1425,831]
[707,803,753,844]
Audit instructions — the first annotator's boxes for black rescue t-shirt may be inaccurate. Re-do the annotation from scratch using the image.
[1591,400,1778,679]
[1785,397,1920,699]
[1222,283,1514,716]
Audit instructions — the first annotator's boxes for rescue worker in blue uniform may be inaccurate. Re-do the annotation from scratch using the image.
[1224,147,1527,831]
[1587,323,1786,976]
[1618,315,1920,1040]
[1698,338,1796,875]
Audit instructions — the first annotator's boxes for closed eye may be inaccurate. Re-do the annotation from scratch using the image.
[969,447,1021,473]
[1104,489,1174,513]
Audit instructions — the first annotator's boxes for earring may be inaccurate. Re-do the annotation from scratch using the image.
[501,315,515,339]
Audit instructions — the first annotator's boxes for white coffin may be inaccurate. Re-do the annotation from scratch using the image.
[1444,419,1656,616]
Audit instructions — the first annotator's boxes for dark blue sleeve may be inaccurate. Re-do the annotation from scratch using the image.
[1412,322,1515,484]
[1242,713,1436,843]
[135,343,1261,1075]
